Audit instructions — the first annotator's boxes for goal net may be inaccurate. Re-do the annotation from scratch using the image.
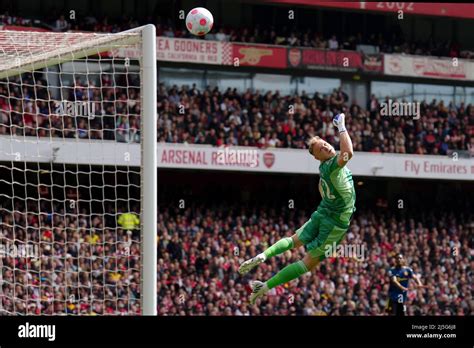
[0,26,157,315]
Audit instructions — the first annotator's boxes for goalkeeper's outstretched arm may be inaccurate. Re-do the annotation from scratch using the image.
[333,113,353,167]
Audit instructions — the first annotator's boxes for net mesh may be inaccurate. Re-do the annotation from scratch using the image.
[0,29,144,315]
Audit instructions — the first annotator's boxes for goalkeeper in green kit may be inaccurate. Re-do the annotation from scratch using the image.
[239,113,356,304]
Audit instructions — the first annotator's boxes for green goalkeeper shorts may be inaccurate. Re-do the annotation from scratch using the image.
[296,210,349,261]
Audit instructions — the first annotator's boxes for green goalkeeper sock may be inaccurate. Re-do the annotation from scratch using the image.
[266,260,308,289]
[263,237,294,259]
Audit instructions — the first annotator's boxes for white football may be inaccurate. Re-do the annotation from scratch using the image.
[185,7,214,36]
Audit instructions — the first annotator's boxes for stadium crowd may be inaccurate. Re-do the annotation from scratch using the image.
[1,12,473,59]
[0,198,142,315]
[156,84,473,155]
[1,198,472,316]
[1,75,473,156]
[158,205,472,316]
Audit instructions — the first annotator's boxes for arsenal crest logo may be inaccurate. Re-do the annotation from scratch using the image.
[263,153,275,168]
[288,48,302,67]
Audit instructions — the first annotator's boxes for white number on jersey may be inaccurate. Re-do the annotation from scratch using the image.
[319,178,335,200]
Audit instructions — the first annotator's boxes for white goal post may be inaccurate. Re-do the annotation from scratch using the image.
[0,25,157,315]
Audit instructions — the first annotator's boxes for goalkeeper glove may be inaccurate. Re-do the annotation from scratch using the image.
[333,113,346,133]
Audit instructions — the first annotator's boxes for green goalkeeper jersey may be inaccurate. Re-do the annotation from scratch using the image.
[317,155,356,227]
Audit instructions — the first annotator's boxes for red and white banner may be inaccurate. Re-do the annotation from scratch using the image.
[156,37,232,65]
[384,54,474,81]
[112,37,233,65]
[156,144,474,181]
[2,137,472,181]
